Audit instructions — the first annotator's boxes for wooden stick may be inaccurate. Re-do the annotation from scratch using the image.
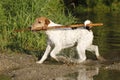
[32,23,103,31]
[14,23,103,32]
[14,27,31,32]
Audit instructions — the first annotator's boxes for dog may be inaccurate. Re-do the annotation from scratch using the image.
[31,17,105,64]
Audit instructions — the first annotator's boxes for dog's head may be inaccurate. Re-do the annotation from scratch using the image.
[31,17,50,31]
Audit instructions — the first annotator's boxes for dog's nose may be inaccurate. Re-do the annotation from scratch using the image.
[30,25,34,31]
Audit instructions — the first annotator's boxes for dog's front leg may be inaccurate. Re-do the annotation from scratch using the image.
[37,44,51,64]
[50,46,62,61]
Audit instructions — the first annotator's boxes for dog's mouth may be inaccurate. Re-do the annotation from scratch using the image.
[31,28,35,32]
[30,26,37,32]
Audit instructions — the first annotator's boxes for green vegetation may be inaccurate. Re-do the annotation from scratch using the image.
[0,0,76,54]
[65,0,120,14]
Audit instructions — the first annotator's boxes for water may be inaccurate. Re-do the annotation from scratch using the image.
[53,67,120,80]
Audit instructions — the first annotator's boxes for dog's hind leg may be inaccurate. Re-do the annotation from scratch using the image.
[76,43,87,63]
[37,44,51,64]
[86,45,106,61]
[87,45,100,57]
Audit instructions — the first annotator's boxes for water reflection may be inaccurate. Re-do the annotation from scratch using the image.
[52,66,120,80]
[53,67,99,80]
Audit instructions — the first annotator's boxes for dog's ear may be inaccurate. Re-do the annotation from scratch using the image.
[45,19,50,25]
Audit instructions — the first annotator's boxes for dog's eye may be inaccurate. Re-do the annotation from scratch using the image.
[38,21,41,24]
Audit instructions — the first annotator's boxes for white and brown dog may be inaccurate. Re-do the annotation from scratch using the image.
[31,17,105,64]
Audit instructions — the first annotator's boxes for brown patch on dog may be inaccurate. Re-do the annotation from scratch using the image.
[31,17,50,30]
[45,18,50,25]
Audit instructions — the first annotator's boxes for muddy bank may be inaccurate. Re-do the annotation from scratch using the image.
[0,53,35,72]
[0,53,120,80]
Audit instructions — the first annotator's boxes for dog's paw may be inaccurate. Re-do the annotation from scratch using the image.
[36,61,43,64]
[97,56,106,62]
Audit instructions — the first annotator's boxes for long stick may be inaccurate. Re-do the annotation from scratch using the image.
[14,23,103,32]
[14,27,31,32]
[32,23,103,31]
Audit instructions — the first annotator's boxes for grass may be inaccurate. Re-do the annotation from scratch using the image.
[0,0,76,55]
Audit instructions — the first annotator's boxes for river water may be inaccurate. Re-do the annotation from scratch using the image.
[54,67,120,80]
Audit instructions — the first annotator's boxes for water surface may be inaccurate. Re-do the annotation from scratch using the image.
[54,67,120,80]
